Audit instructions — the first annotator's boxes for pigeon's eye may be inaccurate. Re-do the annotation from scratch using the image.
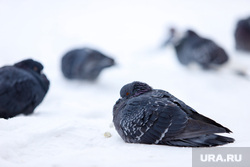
[33,66,38,71]
[126,92,130,96]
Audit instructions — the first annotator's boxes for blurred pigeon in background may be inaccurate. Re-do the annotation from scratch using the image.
[113,81,234,147]
[163,28,229,69]
[61,47,115,81]
[0,59,50,119]
[235,16,250,52]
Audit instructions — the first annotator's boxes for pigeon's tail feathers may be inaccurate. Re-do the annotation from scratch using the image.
[163,134,235,147]
[177,118,232,139]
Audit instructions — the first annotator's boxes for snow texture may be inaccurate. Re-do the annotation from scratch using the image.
[0,0,250,167]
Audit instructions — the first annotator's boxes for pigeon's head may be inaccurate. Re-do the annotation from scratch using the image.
[162,27,191,47]
[14,59,44,74]
[113,81,152,121]
[14,59,50,92]
[239,17,250,29]
[171,29,199,47]
[162,27,178,47]
[120,81,152,98]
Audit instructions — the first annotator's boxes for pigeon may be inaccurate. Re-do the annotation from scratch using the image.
[113,81,234,147]
[61,47,115,80]
[163,28,229,69]
[235,16,250,52]
[0,59,50,119]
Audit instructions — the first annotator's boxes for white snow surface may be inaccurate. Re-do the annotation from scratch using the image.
[0,0,250,166]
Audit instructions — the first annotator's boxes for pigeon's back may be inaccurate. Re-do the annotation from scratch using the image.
[175,30,228,69]
[190,39,228,68]
[61,48,115,80]
[175,34,199,65]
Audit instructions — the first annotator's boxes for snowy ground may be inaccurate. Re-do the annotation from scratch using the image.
[0,0,250,166]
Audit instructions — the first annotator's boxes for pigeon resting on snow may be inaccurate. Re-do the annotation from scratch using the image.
[113,81,234,147]
[0,59,50,119]
[235,16,250,52]
[61,47,115,80]
[163,28,229,69]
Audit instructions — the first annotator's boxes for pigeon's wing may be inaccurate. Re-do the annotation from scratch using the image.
[192,39,228,67]
[191,39,214,66]
[0,75,37,117]
[119,97,188,144]
[160,91,232,133]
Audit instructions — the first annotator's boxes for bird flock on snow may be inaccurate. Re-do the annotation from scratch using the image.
[1,16,250,147]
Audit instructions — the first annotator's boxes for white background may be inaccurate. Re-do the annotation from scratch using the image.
[0,0,250,166]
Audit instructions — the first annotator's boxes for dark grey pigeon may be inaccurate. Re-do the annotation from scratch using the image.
[235,16,250,52]
[163,28,229,69]
[113,81,234,147]
[0,59,50,119]
[61,47,115,80]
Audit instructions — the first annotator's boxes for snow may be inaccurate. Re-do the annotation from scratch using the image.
[0,0,250,166]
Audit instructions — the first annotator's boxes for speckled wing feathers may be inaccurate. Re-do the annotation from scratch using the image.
[118,93,188,144]
[192,40,227,66]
